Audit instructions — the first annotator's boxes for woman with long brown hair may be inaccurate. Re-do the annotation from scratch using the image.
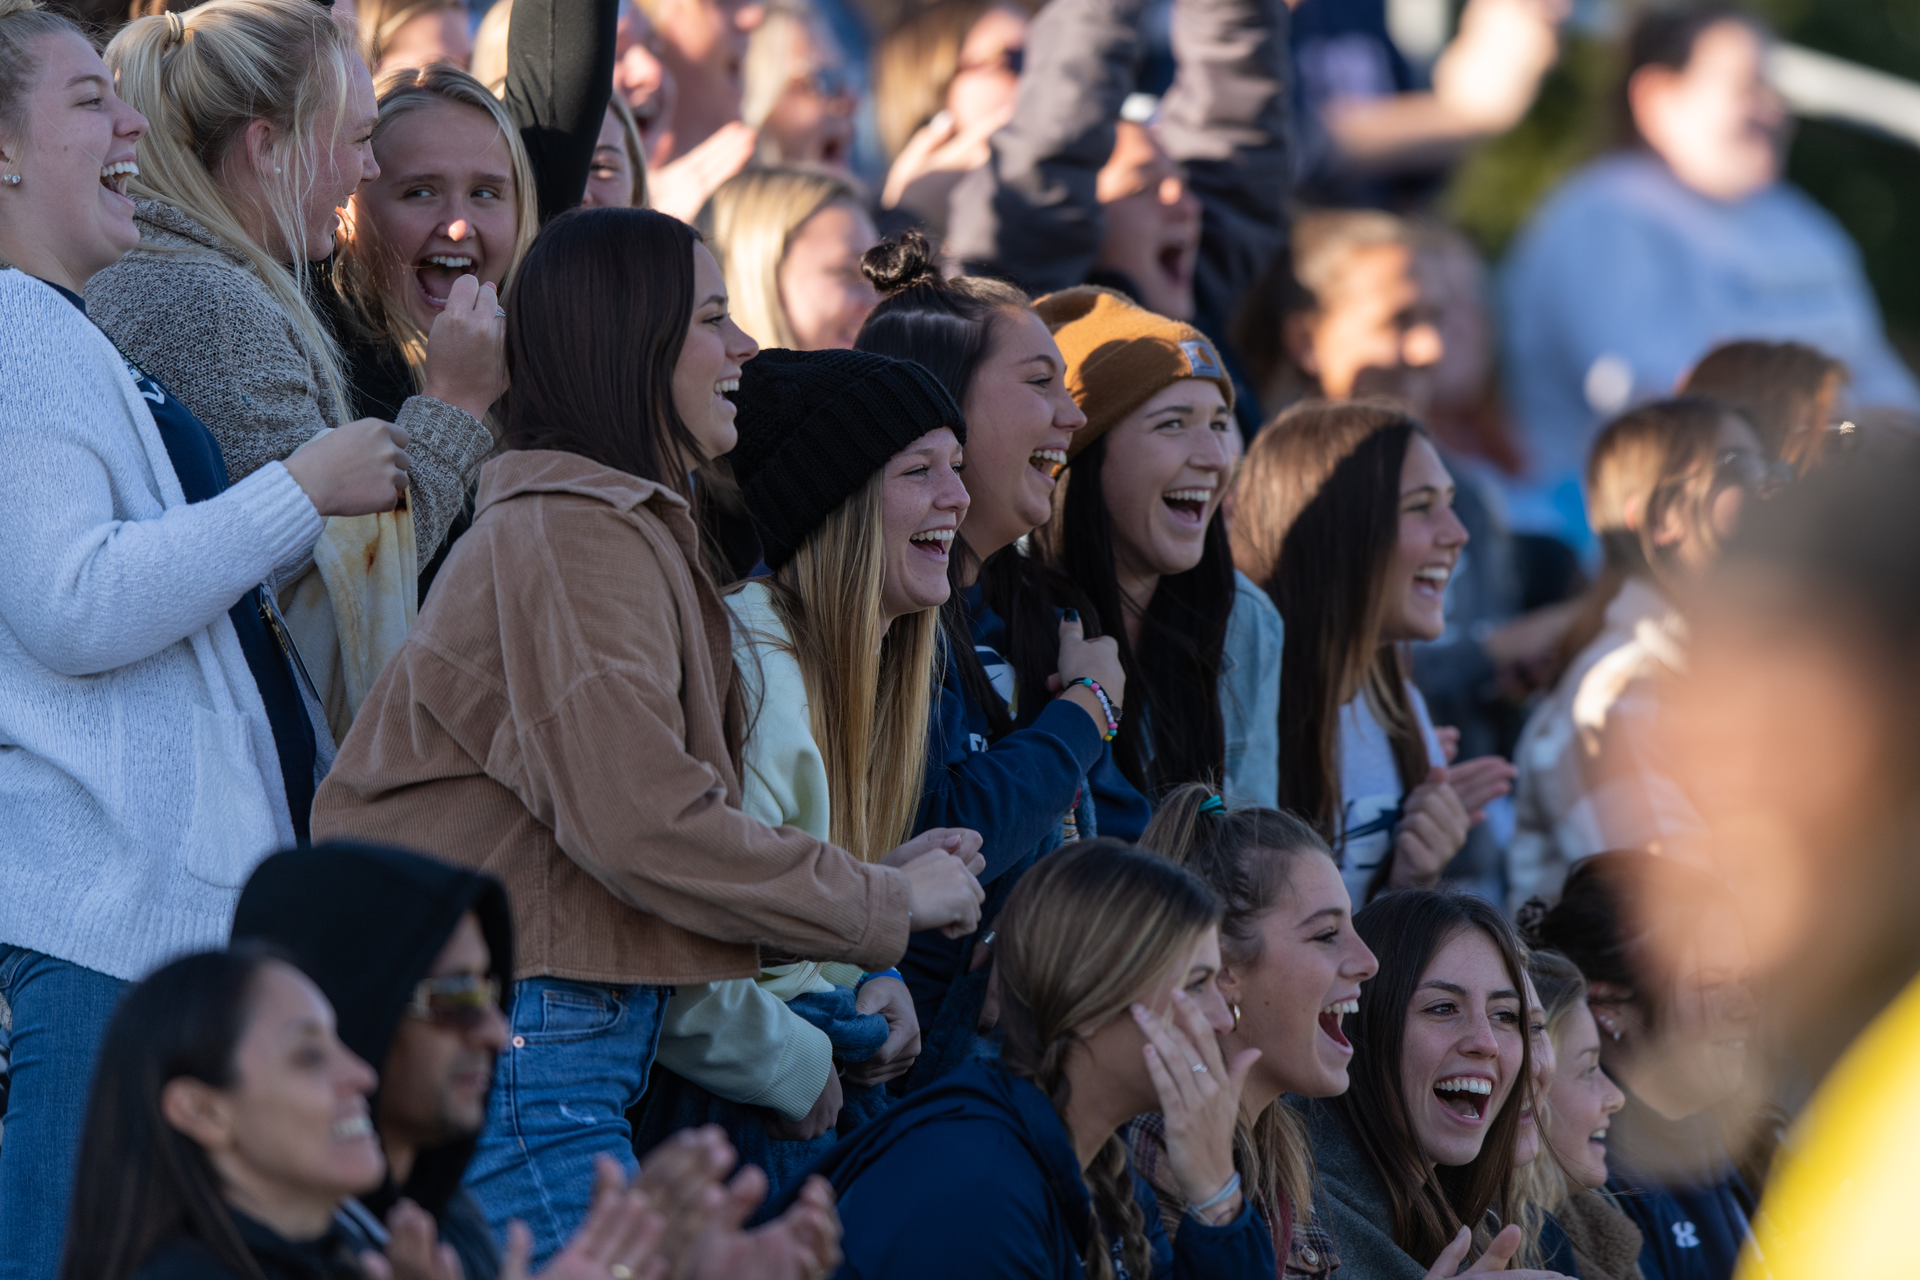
[786,839,1275,1280]
[1231,399,1513,905]
[1300,889,1564,1279]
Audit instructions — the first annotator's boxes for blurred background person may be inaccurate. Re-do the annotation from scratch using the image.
[1507,398,1761,910]
[1288,0,1566,209]
[1522,853,1761,1280]
[613,0,679,155]
[643,0,764,164]
[871,0,1026,236]
[1667,432,1920,1279]
[1499,4,1920,556]
[1679,338,1849,476]
[583,94,650,207]
[741,0,857,172]
[355,0,472,75]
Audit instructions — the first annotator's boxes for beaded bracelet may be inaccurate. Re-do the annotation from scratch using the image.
[1187,1171,1242,1221]
[1064,677,1120,741]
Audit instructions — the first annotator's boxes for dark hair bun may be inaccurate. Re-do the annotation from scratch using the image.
[1514,896,1551,948]
[862,229,945,295]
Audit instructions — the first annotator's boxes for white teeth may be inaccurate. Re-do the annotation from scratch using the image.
[1163,488,1214,503]
[101,161,139,178]
[909,529,955,545]
[1320,998,1358,1016]
[1414,567,1450,585]
[423,255,475,269]
[1029,448,1067,464]
[332,1115,373,1140]
[715,378,739,394]
[1590,1129,1609,1141]
[1434,1076,1493,1096]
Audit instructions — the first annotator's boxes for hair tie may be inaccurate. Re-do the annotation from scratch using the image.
[1199,794,1226,816]
[164,11,185,44]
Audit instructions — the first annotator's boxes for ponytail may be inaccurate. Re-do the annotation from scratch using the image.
[106,0,360,419]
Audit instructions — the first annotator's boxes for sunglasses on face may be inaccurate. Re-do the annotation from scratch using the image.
[957,46,1023,77]
[408,973,501,1031]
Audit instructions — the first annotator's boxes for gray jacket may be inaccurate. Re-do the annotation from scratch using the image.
[946,0,1291,347]
[1299,1098,1431,1280]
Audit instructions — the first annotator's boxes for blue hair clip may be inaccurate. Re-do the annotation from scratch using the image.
[1199,794,1226,815]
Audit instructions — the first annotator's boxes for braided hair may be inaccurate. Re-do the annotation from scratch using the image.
[995,840,1222,1280]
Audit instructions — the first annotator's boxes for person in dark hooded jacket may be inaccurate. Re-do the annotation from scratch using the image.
[779,841,1273,1280]
[231,842,517,1280]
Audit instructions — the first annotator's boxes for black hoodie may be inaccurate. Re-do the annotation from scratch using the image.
[232,842,515,1280]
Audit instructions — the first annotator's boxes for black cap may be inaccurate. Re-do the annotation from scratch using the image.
[728,348,966,571]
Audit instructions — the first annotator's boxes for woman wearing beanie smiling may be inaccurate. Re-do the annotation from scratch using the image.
[1031,287,1284,806]
[635,347,974,1196]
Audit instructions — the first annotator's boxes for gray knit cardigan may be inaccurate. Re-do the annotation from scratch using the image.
[86,201,492,564]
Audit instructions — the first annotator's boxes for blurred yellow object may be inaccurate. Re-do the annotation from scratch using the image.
[1738,973,1920,1278]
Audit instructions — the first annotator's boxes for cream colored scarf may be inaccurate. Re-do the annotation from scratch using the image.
[278,505,418,745]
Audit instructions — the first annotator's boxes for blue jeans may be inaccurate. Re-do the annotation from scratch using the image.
[464,978,671,1266]
[0,948,129,1280]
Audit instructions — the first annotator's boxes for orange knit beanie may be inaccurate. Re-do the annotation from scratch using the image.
[1033,286,1235,461]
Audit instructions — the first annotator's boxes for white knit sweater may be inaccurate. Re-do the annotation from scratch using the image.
[0,270,325,980]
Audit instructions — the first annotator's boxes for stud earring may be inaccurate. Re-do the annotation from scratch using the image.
[1,173,20,186]
[1229,1001,1241,1031]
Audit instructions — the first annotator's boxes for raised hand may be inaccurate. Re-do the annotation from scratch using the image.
[501,1155,667,1280]
[422,274,508,421]
[359,1198,464,1280]
[1134,987,1260,1225]
[1424,1223,1571,1278]
[764,1068,843,1142]
[1389,768,1472,890]
[1447,755,1517,822]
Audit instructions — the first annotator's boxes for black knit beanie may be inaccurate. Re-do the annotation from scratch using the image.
[728,348,966,571]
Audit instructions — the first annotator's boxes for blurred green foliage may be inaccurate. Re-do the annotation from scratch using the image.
[1444,0,1920,343]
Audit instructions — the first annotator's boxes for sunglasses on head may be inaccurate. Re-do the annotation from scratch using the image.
[408,973,501,1031]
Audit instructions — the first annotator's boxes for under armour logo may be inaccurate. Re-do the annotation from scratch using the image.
[1672,1221,1700,1249]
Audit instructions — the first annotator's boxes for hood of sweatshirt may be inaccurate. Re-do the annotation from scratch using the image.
[232,843,514,1220]
[133,199,251,269]
[779,1058,1093,1253]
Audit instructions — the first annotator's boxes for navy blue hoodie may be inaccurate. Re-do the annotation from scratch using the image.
[1604,1091,1754,1280]
[787,1058,1273,1280]
[903,591,1152,1081]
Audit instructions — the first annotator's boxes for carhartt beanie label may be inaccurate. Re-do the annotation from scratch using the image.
[1033,286,1235,462]
[728,348,967,571]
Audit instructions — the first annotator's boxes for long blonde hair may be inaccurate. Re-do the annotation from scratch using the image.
[695,166,861,350]
[871,0,994,159]
[335,62,538,393]
[107,0,360,418]
[751,471,937,861]
[995,840,1223,1280]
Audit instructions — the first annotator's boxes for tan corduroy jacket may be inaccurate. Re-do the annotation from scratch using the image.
[311,450,913,985]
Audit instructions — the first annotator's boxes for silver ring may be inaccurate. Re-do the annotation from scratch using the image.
[980,931,996,949]
[1190,1063,1208,1074]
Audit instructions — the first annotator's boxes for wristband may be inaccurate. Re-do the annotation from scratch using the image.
[856,967,902,993]
[1064,677,1120,741]
[1187,1171,1242,1220]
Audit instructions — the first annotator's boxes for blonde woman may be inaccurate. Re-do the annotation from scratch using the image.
[332,62,539,423]
[638,346,971,1195]
[88,0,503,739]
[695,165,878,351]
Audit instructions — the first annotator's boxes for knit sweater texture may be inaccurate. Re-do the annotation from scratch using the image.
[0,269,324,980]
[86,201,492,565]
